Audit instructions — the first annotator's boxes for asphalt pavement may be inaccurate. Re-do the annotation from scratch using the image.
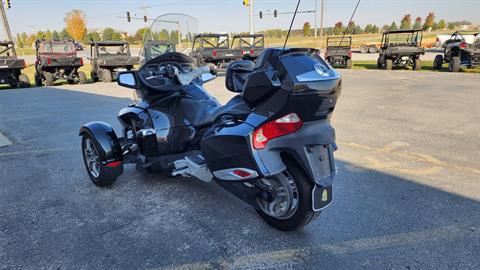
[0,70,479,269]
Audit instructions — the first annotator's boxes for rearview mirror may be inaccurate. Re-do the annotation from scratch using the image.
[117,71,137,89]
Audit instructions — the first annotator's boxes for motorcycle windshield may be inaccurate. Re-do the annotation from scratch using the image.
[139,13,199,67]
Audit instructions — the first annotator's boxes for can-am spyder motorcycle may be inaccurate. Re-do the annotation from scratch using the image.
[79,48,341,231]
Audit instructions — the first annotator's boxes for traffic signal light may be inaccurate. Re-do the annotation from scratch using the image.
[5,0,11,9]
[274,10,278,17]
[259,11,263,19]
[126,12,131,22]
[143,15,147,23]
[243,0,249,6]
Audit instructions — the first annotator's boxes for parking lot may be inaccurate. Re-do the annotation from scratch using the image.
[1,70,479,269]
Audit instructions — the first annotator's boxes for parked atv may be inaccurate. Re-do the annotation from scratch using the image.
[190,34,242,71]
[324,37,352,69]
[90,41,139,82]
[34,39,86,86]
[140,40,176,65]
[0,41,30,88]
[433,32,480,72]
[231,34,265,60]
[377,29,425,71]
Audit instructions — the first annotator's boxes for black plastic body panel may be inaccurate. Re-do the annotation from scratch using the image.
[79,121,123,164]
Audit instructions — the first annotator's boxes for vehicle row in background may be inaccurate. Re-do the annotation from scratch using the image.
[89,41,139,82]
[190,33,265,71]
[377,29,424,71]
[433,31,480,72]
[0,41,30,88]
[359,43,378,54]
[34,39,86,86]
[324,37,352,69]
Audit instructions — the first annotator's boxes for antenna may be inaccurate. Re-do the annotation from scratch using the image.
[334,0,361,56]
[283,0,301,50]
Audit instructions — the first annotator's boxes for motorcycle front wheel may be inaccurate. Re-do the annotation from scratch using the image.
[256,158,318,231]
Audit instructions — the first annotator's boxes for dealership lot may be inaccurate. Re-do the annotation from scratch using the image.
[0,70,479,269]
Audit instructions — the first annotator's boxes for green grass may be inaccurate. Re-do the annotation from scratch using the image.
[15,47,36,56]
[352,60,480,73]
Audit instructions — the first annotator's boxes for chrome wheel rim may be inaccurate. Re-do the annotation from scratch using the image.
[84,138,100,178]
[256,171,299,219]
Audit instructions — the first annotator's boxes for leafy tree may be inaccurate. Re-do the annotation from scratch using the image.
[389,21,398,31]
[447,22,455,30]
[44,30,53,40]
[438,19,446,30]
[333,21,344,35]
[347,21,356,34]
[135,27,150,41]
[371,25,379,33]
[20,32,29,47]
[423,12,435,31]
[400,14,412,30]
[413,17,422,30]
[16,33,24,48]
[354,25,363,34]
[364,24,372,33]
[170,30,179,43]
[303,22,311,36]
[65,9,87,41]
[432,22,439,31]
[36,31,45,40]
[59,28,71,39]
[159,29,169,40]
[382,24,390,32]
[52,30,60,39]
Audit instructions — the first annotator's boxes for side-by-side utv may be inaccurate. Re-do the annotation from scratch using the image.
[0,41,30,88]
[34,39,86,86]
[324,37,352,69]
[377,29,425,71]
[90,41,139,82]
[231,34,265,60]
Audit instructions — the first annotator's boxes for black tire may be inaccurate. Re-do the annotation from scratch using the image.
[43,71,54,86]
[256,158,317,231]
[346,59,352,69]
[18,74,30,88]
[91,70,99,82]
[101,69,112,83]
[377,57,383,68]
[385,59,393,70]
[81,133,121,187]
[77,71,87,84]
[35,73,43,87]
[360,46,368,54]
[413,58,422,71]
[449,56,460,72]
[433,55,443,70]
[368,45,378,54]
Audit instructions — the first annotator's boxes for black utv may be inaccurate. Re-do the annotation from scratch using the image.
[231,34,265,60]
[89,41,139,82]
[34,39,86,86]
[433,32,480,72]
[190,34,242,69]
[377,29,425,71]
[324,37,352,69]
[0,41,30,88]
[140,40,176,65]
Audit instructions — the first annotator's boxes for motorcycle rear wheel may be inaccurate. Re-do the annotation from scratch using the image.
[256,158,317,231]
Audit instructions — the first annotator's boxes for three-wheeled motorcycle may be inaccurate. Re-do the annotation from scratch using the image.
[79,47,341,231]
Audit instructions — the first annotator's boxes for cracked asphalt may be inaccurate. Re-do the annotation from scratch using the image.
[0,70,479,270]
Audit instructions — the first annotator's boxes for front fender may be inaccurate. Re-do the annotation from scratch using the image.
[79,121,123,163]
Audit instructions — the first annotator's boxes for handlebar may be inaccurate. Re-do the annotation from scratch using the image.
[176,65,211,86]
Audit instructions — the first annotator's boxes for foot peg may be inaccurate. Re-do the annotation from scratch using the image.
[171,154,213,182]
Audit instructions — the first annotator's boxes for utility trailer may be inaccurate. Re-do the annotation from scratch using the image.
[377,29,425,71]
[34,39,86,86]
[324,37,352,69]
[231,34,265,60]
[0,41,30,88]
[90,41,139,82]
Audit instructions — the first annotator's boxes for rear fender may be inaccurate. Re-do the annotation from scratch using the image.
[79,121,123,164]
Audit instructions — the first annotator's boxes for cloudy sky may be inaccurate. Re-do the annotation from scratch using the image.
[2,0,479,36]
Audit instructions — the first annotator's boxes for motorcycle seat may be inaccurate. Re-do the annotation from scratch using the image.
[182,95,250,128]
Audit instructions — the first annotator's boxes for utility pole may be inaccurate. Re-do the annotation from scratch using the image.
[0,0,15,56]
[314,0,318,38]
[320,0,324,38]
[249,0,254,34]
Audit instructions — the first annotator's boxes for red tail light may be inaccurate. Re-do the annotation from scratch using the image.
[47,58,52,65]
[250,49,254,55]
[348,51,352,58]
[460,42,467,49]
[80,57,83,65]
[106,161,122,167]
[253,113,303,149]
[212,50,217,57]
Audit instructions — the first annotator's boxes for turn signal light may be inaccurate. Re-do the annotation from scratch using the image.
[460,42,467,49]
[80,57,83,65]
[212,50,217,57]
[253,113,303,149]
[47,58,52,65]
[233,169,252,178]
